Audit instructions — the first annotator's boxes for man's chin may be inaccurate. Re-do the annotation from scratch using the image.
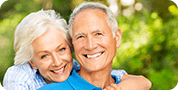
[82,66,103,72]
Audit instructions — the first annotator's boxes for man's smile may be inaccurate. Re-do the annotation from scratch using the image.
[83,52,104,58]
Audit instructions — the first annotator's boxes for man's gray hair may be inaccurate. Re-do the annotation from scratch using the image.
[68,2,118,37]
[14,9,69,65]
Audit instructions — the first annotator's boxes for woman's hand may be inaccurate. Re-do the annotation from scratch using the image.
[103,84,122,90]
[103,74,152,90]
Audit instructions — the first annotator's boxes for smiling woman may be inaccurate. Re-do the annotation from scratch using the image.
[3,9,80,90]
[29,26,73,83]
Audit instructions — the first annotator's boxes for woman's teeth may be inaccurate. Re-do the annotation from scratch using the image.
[53,67,64,73]
[86,52,102,58]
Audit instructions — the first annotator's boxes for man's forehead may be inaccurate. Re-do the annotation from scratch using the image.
[72,9,109,37]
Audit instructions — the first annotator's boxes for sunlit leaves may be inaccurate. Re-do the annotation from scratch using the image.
[168,5,177,12]
[71,0,84,8]
[168,5,178,15]
[151,12,158,19]
[149,69,176,90]
[113,8,178,90]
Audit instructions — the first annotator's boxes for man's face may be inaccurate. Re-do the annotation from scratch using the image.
[72,9,117,72]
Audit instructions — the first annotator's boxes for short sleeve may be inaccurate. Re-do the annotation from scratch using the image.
[4,82,28,90]
[111,69,127,81]
[3,65,36,90]
[3,67,29,90]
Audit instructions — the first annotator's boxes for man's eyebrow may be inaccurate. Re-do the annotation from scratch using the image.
[91,29,102,33]
[74,32,85,37]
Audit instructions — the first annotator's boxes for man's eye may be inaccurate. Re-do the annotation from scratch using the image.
[41,55,47,59]
[96,33,103,36]
[59,48,66,52]
[77,36,84,39]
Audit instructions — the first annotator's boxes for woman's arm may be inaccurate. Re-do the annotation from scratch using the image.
[3,66,29,90]
[4,82,28,90]
[3,63,45,90]
[118,74,152,90]
[104,74,152,90]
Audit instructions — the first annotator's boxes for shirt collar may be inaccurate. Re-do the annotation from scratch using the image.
[67,69,102,90]
[67,69,120,90]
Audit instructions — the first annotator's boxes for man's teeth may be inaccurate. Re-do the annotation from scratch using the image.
[87,53,102,58]
[53,67,64,73]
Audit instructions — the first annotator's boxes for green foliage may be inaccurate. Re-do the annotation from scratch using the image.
[0,14,23,83]
[0,0,177,90]
[112,8,178,90]
[0,0,41,83]
[53,0,72,22]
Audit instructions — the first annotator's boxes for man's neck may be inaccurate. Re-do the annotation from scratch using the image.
[78,64,115,89]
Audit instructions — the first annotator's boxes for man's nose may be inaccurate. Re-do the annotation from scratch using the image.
[84,36,97,51]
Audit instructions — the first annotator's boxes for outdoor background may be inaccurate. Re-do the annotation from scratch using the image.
[0,0,177,90]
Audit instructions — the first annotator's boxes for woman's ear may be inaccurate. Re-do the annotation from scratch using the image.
[115,28,122,48]
[29,60,38,70]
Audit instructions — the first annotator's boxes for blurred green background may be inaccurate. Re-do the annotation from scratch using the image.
[0,0,177,90]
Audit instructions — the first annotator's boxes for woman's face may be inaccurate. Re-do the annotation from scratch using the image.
[29,26,73,83]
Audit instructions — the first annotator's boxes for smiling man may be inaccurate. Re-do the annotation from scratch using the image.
[71,7,120,88]
[68,2,152,89]
[39,2,151,90]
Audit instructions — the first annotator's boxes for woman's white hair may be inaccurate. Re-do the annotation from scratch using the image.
[68,2,118,37]
[14,9,69,65]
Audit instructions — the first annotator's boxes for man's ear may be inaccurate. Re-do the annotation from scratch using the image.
[115,28,122,48]
[29,60,38,70]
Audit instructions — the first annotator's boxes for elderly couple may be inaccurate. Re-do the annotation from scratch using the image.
[3,2,151,90]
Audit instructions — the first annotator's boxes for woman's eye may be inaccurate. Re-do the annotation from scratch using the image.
[41,55,47,59]
[59,48,66,52]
